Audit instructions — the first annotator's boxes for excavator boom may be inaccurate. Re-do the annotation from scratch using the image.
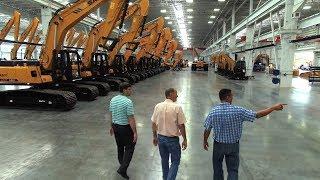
[11,17,40,60]
[108,0,149,65]
[24,34,41,60]
[0,11,21,45]
[152,27,172,59]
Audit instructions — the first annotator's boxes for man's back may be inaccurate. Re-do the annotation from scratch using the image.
[152,99,186,137]
[205,103,256,143]
[109,95,134,125]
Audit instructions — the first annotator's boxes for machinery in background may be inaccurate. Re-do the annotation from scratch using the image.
[253,54,269,72]
[0,0,120,110]
[191,58,208,71]
[211,53,248,80]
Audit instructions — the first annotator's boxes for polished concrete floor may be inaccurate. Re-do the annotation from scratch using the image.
[0,69,320,180]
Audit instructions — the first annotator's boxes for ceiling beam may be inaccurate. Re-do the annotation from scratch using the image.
[202,0,285,56]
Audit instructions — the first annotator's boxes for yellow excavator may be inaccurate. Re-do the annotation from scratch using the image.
[123,16,165,79]
[0,0,123,110]
[0,11,21,47]
[162,38,178,68]
[24,33,41,60]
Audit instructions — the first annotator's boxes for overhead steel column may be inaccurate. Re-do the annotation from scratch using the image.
[229,34,236,60]
[250,0,253,14]
[279,0,297,87]
[41,6,52,36]
[245,25,254,76]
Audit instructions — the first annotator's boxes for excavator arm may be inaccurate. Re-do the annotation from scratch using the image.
[70,32,85,47]
[76,34,87,48]
[0,11,21,45]
[65,28,76,47]
[10,17,40,60]
[162,38,178,64]
[40,0,112,71]
[82,0,128,68]
[126,16,164,62]
[152,27,172,59]
[108,0,149,65]
[24,34,41,60]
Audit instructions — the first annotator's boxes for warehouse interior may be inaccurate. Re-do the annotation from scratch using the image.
[0,0,319,179]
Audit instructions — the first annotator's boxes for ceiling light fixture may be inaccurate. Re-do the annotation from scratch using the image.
[160,9,167,13]
[218,0,225,2]
[173,3,190,48]
[186,0,193,3]
[303,5,311,10]
[129,2,133,5]
[188,21,192,24]
[164,16,170,19]
[168,21,173,24]
[208,21,213,24]
[187,16,193,19]
[210,15,216,19]
[188,29,192,31]
[214,9,220,12]
[187,9,193,12]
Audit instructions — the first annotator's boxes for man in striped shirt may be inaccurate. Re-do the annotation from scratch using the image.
[109,82,137,179]
[203,89,286,180]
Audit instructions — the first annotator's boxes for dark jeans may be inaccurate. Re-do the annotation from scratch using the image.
[112,123,136,174]
[158,134,181,180]
[213,141,240,180]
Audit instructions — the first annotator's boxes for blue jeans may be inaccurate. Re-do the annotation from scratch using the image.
[158,134,181,180]
[213,141,239,180]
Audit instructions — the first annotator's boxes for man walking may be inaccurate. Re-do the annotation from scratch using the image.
[109,82,137,179]
[151,88,187,180]
[203,89,286,180]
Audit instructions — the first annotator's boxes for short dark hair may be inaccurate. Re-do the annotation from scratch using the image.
[219,89,232,101]
[119,82,131,93]
[165,88,176,98]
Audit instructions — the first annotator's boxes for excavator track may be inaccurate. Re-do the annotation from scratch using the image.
[91,77,122,91]
[0,89,77,110]
[76,81,111,96]
[54,83,99,101]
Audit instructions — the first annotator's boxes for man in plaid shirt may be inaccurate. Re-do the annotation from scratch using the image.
[203,89,286,180]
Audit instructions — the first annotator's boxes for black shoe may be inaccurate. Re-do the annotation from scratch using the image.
[117,169,129,179]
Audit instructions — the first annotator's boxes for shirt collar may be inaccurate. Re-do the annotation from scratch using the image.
[164,99,174,103]
[219,102,230,105]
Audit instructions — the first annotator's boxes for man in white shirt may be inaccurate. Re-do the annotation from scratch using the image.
[151,88,187,180]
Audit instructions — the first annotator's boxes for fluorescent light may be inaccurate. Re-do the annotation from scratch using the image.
[188,29,192,31]
[129,2,133,5]
[214,8,220,12]
[164,16,170,20]
[187,16,193,19]
[173,3,190,48]
[187,9,193,12]
[186,0,193,3]
[208,21,213,24]
[168,21,173,24]
[218,0,225,1]
[210,15,216,19]
[303,5,311,10]
[172,29,176,32]
[160,9,167,13]
[188,21,192,24]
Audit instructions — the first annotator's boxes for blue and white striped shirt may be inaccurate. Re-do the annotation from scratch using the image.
[109,95,134,125]
[204,102,256,143]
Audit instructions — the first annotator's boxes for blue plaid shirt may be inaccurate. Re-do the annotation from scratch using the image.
[204,102,256,143]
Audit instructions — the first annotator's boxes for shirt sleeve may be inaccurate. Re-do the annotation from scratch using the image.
[177,106,186,125]
[126,100,134,116]
[204,113,213,130]
[240,107,256,122]
[109,100,113,112]
[151,105,158,123]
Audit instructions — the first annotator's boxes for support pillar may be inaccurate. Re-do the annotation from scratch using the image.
[229,34,236,60]
[232,5,236,29]
[249,0,253,14]
[245,25,254,76]
[279,0,298,87]
[41,6,52,37]
[223,21,226,36]
[314,42,320,66]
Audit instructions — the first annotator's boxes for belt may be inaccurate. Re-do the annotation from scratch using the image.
[214,140,239,144]
[158,134,179,139]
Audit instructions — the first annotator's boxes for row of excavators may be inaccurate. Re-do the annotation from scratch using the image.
[0,0,180,110]
[211,53,248,80]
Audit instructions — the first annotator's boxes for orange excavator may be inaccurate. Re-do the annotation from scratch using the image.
[106,0,149,84]
[0,11,21,47]
[162,38,178,68]
[123,16,165,79]
[0,0,122,110]
[24,33,41,60]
